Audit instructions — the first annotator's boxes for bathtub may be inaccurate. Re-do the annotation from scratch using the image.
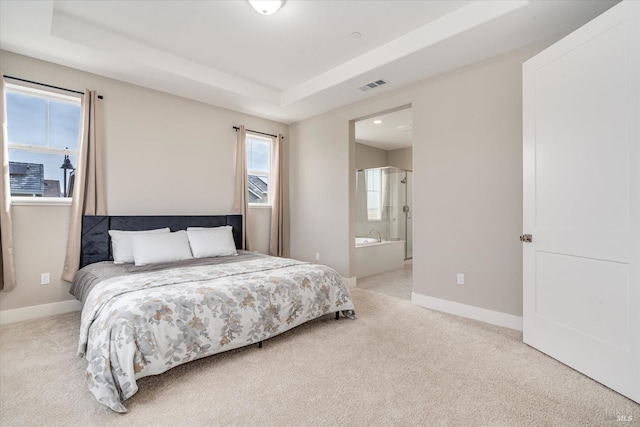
[355,237,379,246]
[355,238,405,278]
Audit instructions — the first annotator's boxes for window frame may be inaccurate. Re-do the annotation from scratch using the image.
[246,133,272,207]
[5,83,81,204]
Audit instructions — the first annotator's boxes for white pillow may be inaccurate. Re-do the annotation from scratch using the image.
[108,228,170,264]
[187,226,238,258]
[130,230,193,266]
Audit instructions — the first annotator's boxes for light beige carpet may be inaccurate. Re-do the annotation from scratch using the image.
[0,288,637,426]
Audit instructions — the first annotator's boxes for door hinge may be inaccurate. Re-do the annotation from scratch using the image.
[519,234,533,243]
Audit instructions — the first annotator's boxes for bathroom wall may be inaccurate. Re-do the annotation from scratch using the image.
[355,143,388,170]
[388,147,412,171]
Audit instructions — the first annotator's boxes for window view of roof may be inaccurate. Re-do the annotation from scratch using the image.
[8,161,71,197]
[8,161,47,196]
[248,174,268,203]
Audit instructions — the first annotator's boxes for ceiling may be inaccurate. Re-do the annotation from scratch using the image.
[0,0,618,124]
[356,108,413,151]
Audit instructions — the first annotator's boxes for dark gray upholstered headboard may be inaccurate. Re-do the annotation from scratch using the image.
[80,215,242,268]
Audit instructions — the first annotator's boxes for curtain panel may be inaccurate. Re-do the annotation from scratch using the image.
[232,125,250,250]
[0,75,17,291]
[269,134,284,257]
[61,90,106,282]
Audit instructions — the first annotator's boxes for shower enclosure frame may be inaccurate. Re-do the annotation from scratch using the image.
[355,166,413,260]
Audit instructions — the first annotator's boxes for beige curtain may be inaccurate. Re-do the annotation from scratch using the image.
[269,134,284,257]
[0,75,17,291]
[232,125,250,250]
[61,90,106,282]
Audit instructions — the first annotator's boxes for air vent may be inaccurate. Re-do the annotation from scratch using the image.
[358,79,389,92]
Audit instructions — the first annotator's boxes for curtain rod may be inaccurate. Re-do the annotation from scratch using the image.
[233,126,281,139]
[3,75,104,100]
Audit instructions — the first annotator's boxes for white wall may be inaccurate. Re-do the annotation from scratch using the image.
[0,50,288,312]
[1,36,559,318]
[289,115,352,277]
[414,46,528,317]
[290,37,559,316]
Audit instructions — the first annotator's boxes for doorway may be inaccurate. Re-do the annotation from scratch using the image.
[352,106,413,300]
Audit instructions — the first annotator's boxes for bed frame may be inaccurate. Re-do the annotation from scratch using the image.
[80,215,242,268]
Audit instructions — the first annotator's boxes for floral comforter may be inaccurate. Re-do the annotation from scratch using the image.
[77,255,355,413]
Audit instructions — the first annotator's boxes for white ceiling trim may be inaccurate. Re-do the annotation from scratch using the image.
[50,11,282,105]
[0,0,618,124]
[49,1,528,110]
[281,0,528,106]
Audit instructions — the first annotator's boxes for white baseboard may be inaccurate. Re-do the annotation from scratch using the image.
[344,277,357,288]
[412,293,523,331]
[0,300,82,325]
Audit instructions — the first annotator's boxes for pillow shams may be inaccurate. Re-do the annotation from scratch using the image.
[108,228,170,264]
[130,230,193,266]
[187,226,238,258]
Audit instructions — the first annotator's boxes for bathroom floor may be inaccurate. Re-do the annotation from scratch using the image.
[355,261,412,301]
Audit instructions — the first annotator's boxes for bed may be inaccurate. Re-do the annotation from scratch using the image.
[72,215,356,413]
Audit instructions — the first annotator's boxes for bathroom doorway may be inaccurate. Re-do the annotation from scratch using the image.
[353,106,413,300]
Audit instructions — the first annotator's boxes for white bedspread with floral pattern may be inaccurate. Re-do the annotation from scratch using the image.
[77,255,354,413]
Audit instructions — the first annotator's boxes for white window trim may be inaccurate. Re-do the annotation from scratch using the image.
[7,144,77,157]
[11,197,72,207]
[5,83,81,103]
[6,83,81,204]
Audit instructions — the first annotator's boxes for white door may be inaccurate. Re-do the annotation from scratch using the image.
[523,0,639,404]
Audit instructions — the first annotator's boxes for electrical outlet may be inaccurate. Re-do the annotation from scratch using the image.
[315,252,320,261]
[41,273,50,285]
[457,273,464,285]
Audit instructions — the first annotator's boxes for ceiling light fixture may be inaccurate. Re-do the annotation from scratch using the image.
[373,120,382,125]
[249,0,284,15]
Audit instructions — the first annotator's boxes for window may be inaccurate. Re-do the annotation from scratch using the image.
[5,84,81,198]
[246,134,271,205]
[366,169,382,220]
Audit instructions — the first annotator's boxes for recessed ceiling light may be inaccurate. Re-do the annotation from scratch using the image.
[249,0,284,15]
[373,120,382,124]
[351,32,362,39]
